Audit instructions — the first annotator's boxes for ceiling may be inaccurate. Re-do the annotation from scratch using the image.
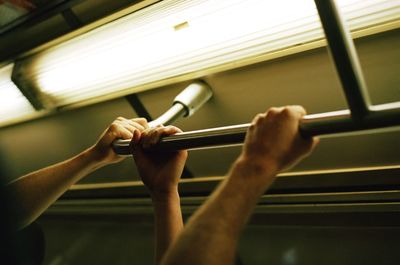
[0,0,147,63]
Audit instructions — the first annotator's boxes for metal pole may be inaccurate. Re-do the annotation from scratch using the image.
[112,102,400,154]
[314,0,371,120]
[113,81,213,155]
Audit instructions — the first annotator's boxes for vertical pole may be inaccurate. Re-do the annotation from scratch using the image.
[314,0,370,121]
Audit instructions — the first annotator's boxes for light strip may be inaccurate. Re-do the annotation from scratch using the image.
[69,164,400,190]
[24,0,400,106]
[0,64,37,125]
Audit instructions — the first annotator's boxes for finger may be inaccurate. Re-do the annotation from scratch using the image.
[120,121,144,136]
[286,105,307,118]
[310,136,320,151]
[251,113,265,126]
[126,120,146,131]
[114,117,148,133]
[131,118,149,129]
[147,125,178,146]
[115,118,145,131]
[155,126,182,140]
[132,129,142,143]
[116,119,148,138]
[263,108,283,123]
[174,126,183,134]
[107,122,131,141]
[255,113,267,125]
[118,127,134,140]
[112,122,135,138]
[163,125,182,135]
[129,135,143,157]
[116,116,127,122]
[128,138,135,155]
[298,135,320,157]
[266,107,284,116]
[151,125,183,146]
[140,125,182,148]
[140,128,153,149]
[148,127,165,146]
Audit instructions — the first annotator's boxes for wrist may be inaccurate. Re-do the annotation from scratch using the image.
[235,154,279,175]
[230,155,279,193]
[80,147,108,170]
[151,188,180,204]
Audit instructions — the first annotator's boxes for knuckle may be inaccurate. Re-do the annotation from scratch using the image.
[134,117,148,124]
[266,108,279,118]
[141,130,149,138]
[256,113,265,119]
[251,115,260,126]
[281,107,295,119]
[251,113,265,126]
[110,130,119,138]
[109,123,119,131]
[281,107,291,115]
[294,105,305,111]
[148,128,158,135]
[130,121,143,129]
[265,112,274,120]
[268,107,280,114]
[255,114,266,124]
[155,127,165,134]
[258,113,266,118]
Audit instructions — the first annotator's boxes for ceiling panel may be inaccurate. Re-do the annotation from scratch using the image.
[72,0,143,24]
[0,0,148,62]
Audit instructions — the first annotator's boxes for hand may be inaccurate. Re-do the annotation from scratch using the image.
[88,117,148,165]
[130,126,188,198]
[240,106,319,175]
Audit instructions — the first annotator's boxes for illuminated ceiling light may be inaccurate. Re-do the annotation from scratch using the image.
[0,64,37,125]
[23,0,400,106]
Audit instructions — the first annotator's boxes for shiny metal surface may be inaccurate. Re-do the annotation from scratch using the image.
[112,81,213,155]
[147,103,187,128]
[173,81,213,117]
[112,102,400,153]
[314,0,371,119]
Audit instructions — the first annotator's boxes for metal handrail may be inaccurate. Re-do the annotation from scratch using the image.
[113,102,400,153]
[113,81,213,155]
[112,0,400,155]
[314,0,371,120]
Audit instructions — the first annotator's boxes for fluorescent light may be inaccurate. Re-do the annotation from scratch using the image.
[0,64,37,124]
[25,0,400,106]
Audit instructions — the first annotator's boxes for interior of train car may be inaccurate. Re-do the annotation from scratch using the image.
[0,0,399,264]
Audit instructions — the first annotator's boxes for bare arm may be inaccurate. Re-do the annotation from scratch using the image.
[131,126,187,265]
[162,106,319,265]
[6,117,148,229]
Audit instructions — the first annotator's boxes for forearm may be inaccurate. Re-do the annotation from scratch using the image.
[152,190,183,265]
[161,106,316,265]
[162,157,278,265]
[7,147,103,229]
